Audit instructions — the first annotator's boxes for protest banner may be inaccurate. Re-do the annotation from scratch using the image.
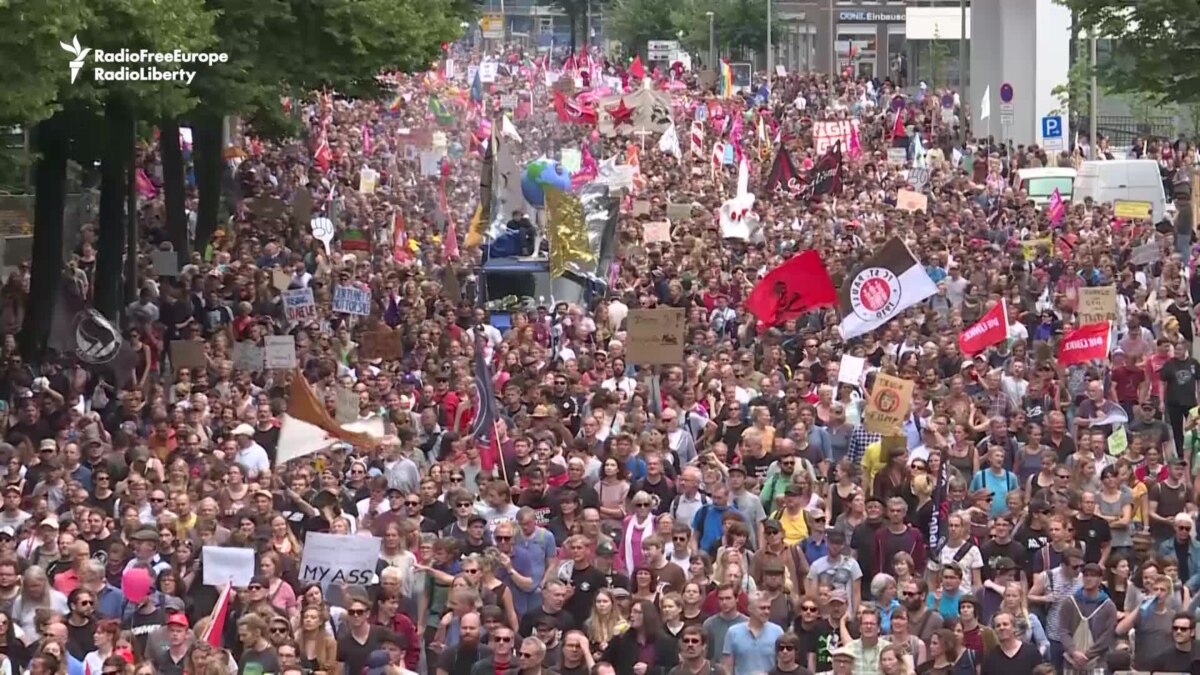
[202,547,255,587]
[232,342,263,372]
[626,308,685,365]
[170,341,207,370]
[332,286,372,316]
[283,288,317,323]
[896,190,928,212]
[1131,241,1160,266]
[643,221,671,244]
[812,120,860,155]
[863,373,914,435]
[299,533,381,586]
[264,335,297,369]
[1077,286,1116,325]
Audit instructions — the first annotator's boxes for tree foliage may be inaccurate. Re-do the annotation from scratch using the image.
[608,0,676,58]
[1063,0,1200,104]
[668,0,778,62]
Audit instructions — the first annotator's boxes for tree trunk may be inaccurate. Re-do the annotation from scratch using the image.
[192,112,223,254]
[160,115,189,259]
[21,114,69,362]
[94,98,130,320]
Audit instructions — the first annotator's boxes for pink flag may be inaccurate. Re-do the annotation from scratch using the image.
[361,124,372,156]
[848,123,862,160]
[135,169,157,200]
[729,115,744,164]
[1047,188,1065,226]
[580,142,598,176]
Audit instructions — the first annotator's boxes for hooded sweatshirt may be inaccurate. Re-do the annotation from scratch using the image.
[1058,587,1118,668]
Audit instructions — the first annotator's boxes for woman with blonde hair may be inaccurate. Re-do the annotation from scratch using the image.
[258,551,299,618]
[295,603,338,673]
[880,643,914,675]
[996,582,1049,657]
[584,588,628,657]
[712,549,757,594]
[471,551,519,630]
[659,591,686,638]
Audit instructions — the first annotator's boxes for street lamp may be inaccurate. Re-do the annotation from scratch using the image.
[706,11,715,70]
[766,0,772,76]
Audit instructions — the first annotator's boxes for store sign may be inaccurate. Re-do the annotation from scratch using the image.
[838,10,905,22]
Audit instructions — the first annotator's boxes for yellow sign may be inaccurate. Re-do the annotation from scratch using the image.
[863,373,915,435]
[479,14,504,39]
[1020,238,1051,261]
[1113,199,1152,220]
[1077,285,1117,325]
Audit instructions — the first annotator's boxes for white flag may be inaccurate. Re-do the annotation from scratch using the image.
[658,123,681,159]
[500,115,522,143]
[736,158,749,197]
[980,85,991,121]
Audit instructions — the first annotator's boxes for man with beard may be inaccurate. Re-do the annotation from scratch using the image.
[557,630,594,675]
[904,579,943,646]
[64,588,96,659]
[435,611,488,675]
[668,625,726,675]
[516,469,553,525]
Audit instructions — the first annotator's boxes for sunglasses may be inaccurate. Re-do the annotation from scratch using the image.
[405,501,420,507]
[634,502,651,508]
[681,637,703,645]
[457,502,473,507]
[450,476,464,482]
[347,608,367,616]
[1056,473,1071,479]
[247,585,263,591]
[519,652,536,659]
[77,600,94,606]
[270,627,289,634]
[492,636,513,643]
[777,645,795,652]
[495,536,512,542]
[1174,626,1194,632]
[801,606,819,612]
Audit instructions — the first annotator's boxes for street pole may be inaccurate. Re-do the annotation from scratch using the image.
[766,0,773,76]
[959,0,966,98]
[828,0,835,75]
[585,0,591,49]
[1089,31,1097,157]
[707,12,715,69]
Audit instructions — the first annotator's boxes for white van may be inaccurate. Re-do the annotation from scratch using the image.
[1017,168,1076,207]
[1074,159,1170,222]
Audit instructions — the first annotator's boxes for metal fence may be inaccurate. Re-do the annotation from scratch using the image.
[1095,115,1177,147]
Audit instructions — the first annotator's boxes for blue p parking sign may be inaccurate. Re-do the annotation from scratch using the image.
[1041,115,1062,139]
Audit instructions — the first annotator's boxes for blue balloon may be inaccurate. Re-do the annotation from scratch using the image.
[521,159,572,208]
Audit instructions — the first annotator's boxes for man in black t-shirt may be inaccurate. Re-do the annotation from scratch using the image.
[436,612,490,675]
[1159,341,1200,458]
[336,595,390,675]
[517,579,575,637]
[981,612,1044,674]
[564,536,607,629]
[1150,613,1200,672]
[979,515,1028,582]
[1073,492,1112,564]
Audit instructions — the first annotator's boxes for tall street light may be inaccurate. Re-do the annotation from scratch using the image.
[766,0,772,76]
[707,11,715,70]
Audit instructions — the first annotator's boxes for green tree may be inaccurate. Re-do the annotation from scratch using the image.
[674,0,778,62]
[927,27,950,87]
[1062,0,1200,104]
[608,0,676,58]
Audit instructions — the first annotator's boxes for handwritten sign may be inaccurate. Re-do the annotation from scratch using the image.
[1113,200,1152,220]
[332,286,371,316]
[887,148,908,166]
[633,200,651,216]
[272,270,292,292]
[863,374,914,435]
[625,308,685,365]
[232,342,263,372]
[299,533,382,588]
[1131,241,1160,266]
[896,189,928,213]
[282,288,317,323]
[643,221,671,244]
[1078,285,1117,325]
[336,388,360,424]
[264,335,297,370]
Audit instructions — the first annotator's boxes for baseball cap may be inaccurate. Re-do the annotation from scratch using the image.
[365,650,391,675]
[231,423,255,437]
[829,589,848,604]
[166,613,189,628]
[826,529,846,545]
[994,557,1017,571]
[763,519,782,533]
[596,540,616,557]
[761,559,784,575]
[467,514,487,526]
[39,517,59,530]
[830,647,856,660]
[38,439,57,452]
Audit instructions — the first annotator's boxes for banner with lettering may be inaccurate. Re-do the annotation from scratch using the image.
[1057,322,1110,366]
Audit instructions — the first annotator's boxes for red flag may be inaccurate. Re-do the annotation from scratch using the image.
[1057,322,1110,366]
[958,299,1008,355]
[361,123,372,156]
[392,210,413,264]
[201,585,232,647]
[744,251,838,327]
[313,136,332,173]
[439,179,459,260]
[890,110,906,140]
[629,55,645,80]
[552,90,597,125]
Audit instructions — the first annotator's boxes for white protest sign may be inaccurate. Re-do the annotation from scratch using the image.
[1131,241,1159,266]
[479,61,498,83]
[202,547,256,587]
[838,354,867,386]
[232,342,263,372]
[310,217,334,254]
[332,285,372,316]
[420,151,443,177]
[299,533,382,587]
[358,167,379,194]
[500,94,518,109]
[560,148,582,174]
[336,388,360,424]
[282,288,317,323]
[264,335,297,369]
[887,148,908,166]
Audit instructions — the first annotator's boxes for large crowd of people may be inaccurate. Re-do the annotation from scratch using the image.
[0,38,1198,675]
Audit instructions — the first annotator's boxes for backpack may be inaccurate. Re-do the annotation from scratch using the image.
[670,493,710,520]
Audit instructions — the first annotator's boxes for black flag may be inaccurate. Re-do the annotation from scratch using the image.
[800,140,845,201]
[765,145,801,197]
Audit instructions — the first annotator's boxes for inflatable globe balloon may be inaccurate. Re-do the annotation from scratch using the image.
[521,159,572,208]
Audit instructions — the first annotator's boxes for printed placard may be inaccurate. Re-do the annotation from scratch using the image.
[299,533,382,587]
[887,147,908,166]
[232,342,263,372]
[264,335,297,370]
[812,119,861,155]
[1077,285,1116,325]
[202,547,255,588]
[896,189,928,213]
[500,94,518,109]
[625,308,685,365]
[358,167,379,194]
[863,373,915,435]
[332,286,372,316]
[838,354,866,386]
[283,288,317,323]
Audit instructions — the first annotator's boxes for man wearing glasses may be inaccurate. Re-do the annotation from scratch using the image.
[1028,546,1084,670]
[1149,613,1200,672]
[667,625,725,675]
[336,594,391,675]
[468,626,516,675]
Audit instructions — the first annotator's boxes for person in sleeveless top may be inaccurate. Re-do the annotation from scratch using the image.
[1027,546,1084,672]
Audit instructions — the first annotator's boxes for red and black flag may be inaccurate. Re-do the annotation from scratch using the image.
[800,140,844,201]
[765,145,801,197]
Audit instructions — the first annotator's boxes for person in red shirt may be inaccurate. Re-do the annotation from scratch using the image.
[1111,349,1148,418]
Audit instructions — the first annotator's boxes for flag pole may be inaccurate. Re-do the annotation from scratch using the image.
[493,416,508,485]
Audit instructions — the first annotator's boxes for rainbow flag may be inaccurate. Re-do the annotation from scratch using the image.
[386,94,403,115]
[719,60,734,98]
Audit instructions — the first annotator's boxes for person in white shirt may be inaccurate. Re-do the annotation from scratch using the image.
[231,423,270,478]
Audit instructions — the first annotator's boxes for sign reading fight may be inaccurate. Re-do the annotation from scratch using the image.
[300,533,382,587]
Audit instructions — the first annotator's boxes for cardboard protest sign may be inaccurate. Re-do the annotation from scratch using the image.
[633,200,651,216]
[282,288,317,323]
[625,308,685,365]
[643,221,671,244]
[896,190,928,213]
[272,270,293,292]
[232,342,263,372]
[1131,241,1160,266]
[292,189,313,225]
[359,330,404,361]
[151,250,178,277]
[358,167,379,194]
[202,547,255,587]
[666,203,692,221]
[170,341,206,370]
[1077,286,1116,325]
[299,533,382,587]
[264,335,297,369]
[863,373,915,435]
[332,286,372,316]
